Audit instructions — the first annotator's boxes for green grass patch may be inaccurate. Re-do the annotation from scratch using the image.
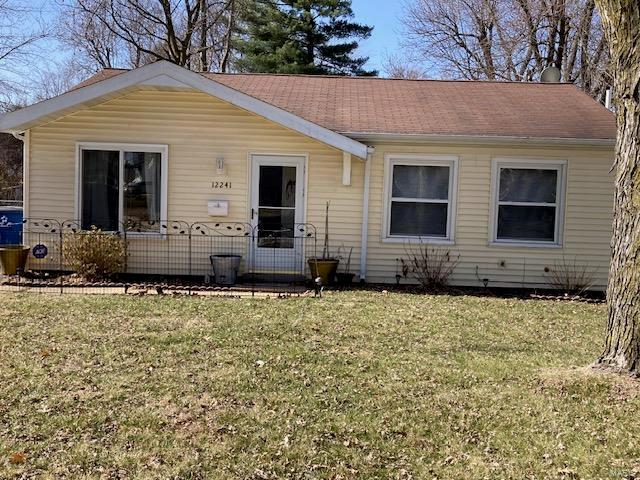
[0,292,638,479]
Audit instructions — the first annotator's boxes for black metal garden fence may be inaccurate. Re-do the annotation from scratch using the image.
[0,218,318,296]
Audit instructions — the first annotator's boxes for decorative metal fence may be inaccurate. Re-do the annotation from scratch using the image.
[0,218,318,296]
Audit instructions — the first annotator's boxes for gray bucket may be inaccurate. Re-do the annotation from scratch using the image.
[210,254,242,285]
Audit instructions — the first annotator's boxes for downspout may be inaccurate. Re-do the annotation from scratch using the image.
[359,146,375,281]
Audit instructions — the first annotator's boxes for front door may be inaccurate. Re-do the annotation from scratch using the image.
[250,155,305,272]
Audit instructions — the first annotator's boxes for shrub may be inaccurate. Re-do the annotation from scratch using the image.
[63,227,127,280]
[544,256,596,295]
[402,244,459,290]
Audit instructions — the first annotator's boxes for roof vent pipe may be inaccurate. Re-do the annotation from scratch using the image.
[605,88,613,111]
[540,66,561,83]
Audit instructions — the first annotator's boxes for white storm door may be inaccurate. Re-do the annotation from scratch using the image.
[250,155,305,271]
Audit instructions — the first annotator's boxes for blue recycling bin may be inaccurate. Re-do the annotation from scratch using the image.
[0,207,23,245]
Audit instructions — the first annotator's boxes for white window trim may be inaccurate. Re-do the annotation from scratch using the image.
[75,142,169,236]
[489,157,567,248]
[382,154,458,244]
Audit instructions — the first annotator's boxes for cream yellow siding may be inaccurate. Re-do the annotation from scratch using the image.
[27,89,364,276]
[26,87,614,289]
[365,143,614,290]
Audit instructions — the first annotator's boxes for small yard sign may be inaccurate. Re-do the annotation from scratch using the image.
[32,244,48,259]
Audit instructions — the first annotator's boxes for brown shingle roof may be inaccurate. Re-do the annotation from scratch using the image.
[74,69,616,141]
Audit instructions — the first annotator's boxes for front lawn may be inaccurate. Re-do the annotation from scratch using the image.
[0,292,638,479]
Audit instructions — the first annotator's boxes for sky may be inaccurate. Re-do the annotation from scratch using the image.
[350,0,405,74]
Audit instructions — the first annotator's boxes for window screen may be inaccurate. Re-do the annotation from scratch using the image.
[388,163,452,238]
[495,166,561,243]
[123,151,162,232]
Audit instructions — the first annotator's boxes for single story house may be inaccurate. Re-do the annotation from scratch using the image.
[0,61,616,289]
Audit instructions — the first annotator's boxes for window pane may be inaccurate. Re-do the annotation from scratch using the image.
[81,150,119,231]
[497,205,556,241]
[390,202,448,237]
[499,168,557,203]
[123,152,162,232]
[258,208,294,248]
[392,165,449,200]
[259,166,296,207]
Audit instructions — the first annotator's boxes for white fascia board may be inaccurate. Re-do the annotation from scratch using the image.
[0,63,163,132]
[0,60,369,159]
[343,132,616,148]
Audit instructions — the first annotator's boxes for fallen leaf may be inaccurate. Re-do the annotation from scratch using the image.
[9,452,26,465]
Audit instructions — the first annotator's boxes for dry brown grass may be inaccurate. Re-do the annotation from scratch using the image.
[0,291,638,479]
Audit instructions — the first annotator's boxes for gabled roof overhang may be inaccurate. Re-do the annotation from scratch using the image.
[0,60,370,159]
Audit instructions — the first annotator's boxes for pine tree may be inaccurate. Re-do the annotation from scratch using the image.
[236,0,376,76]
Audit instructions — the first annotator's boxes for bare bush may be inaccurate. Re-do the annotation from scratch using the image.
[544,256,596,295]
[402,244,460,290]
[63,227,127,281]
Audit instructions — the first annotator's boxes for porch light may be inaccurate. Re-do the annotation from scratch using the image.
[216,155,225,174]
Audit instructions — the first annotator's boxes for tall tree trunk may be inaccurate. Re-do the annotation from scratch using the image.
[303,4,315,67]
[199,0,209,71]
[220,0,235,73]
[595,0,640,374]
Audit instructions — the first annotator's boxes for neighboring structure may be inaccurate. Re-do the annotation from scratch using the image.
[0,61,616,289]
[0,132,23,205]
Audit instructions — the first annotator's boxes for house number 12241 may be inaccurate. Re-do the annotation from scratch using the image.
[212,181,232,189]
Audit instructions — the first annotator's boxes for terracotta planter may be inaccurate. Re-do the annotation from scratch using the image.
[308,258,339,285]
[0,245,30,275]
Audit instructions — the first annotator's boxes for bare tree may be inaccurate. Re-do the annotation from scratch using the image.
[57,0,124,72]
[29,61,87,102]
[0,132,22,203]
[594,0,640,375]
[58,0,237,72]
[193,0,238,71]
[401,0,611,98]
[383,54,428,79]
[0,1,49,109]
[206,0,237,72]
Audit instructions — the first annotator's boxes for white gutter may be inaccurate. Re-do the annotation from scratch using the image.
[359,146,374,281]
[10,131,25,141]
[605,88,613,111]
[343,132,616,147]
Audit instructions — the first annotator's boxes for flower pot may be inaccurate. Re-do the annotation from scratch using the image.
[210,254,242,285]
[0,245,30,275]
[308,258,339,286]
[336,272,355,286]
